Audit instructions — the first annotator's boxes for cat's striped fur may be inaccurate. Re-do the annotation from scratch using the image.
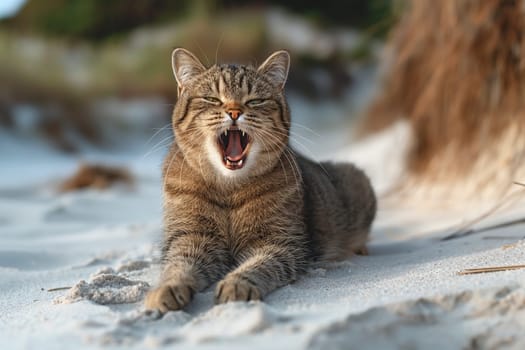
[145,49,376,312]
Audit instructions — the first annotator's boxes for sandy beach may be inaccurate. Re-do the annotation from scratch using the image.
[2,122,524,350]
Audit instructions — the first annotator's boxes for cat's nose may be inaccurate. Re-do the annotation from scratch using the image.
[227,109,242,121]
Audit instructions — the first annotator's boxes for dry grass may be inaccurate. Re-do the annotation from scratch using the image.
[362,0,525,196]
[458,264,525,275]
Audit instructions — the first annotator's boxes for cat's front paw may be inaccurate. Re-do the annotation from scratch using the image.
[144,284,194,313]
[214,277,262,304]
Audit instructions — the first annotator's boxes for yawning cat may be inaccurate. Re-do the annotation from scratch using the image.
[145,49,376,312]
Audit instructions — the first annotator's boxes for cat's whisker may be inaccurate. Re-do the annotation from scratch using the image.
[142,135,174,159]
[144,123,172,146]
[261,130,302,185]
[254,128,301,188]
[278,152,289,185]
[290,122,322,137]
[289,131,315,145]
[287,144,331,180]
[215,33,225,66]
[283,136,317,160]
[264,130,316,158]
[194,40,211,67]
[267,127,331,179]
[142,141,173,159]
[268,127,315,146]
[282,147,302,189]
[288,136,319,161]
[258,134,289,185]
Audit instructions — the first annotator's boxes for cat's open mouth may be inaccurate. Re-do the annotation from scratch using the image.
[217,127,251,170]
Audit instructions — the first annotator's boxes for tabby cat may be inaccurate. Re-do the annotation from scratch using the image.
[145,49,376,312]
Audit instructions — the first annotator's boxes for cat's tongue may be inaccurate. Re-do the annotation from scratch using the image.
[225,131,243,161]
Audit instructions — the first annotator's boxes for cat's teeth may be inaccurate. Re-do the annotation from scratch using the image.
[226,159,232,166]
[242,131,245,137]
[224,130,228,136]
[238,159,243,166]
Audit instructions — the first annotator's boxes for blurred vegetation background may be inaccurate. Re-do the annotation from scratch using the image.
[3,0,523,198]
[0,0,397,152]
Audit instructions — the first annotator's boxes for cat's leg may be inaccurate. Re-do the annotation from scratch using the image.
[214,243,302,303]
[145,232,230,312]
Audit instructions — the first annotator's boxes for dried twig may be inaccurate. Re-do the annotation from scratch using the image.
[441,187,525,241]
[458,264,525,275]
[47,287,71,292]
[442,217,525,241]
[483,235,525,240]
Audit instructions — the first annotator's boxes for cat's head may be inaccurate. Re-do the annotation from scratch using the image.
[170,48,291,181]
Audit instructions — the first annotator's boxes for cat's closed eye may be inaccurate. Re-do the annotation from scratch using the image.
[201,96,222,105]
[245,99,267,107]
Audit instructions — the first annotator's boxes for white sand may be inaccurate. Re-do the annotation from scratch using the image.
[1,124,525,350]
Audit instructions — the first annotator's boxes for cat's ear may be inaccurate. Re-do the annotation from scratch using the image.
[172,48,206,89]
[257,50,290,90]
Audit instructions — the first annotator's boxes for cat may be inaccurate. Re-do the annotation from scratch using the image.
[144,48,376,312]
